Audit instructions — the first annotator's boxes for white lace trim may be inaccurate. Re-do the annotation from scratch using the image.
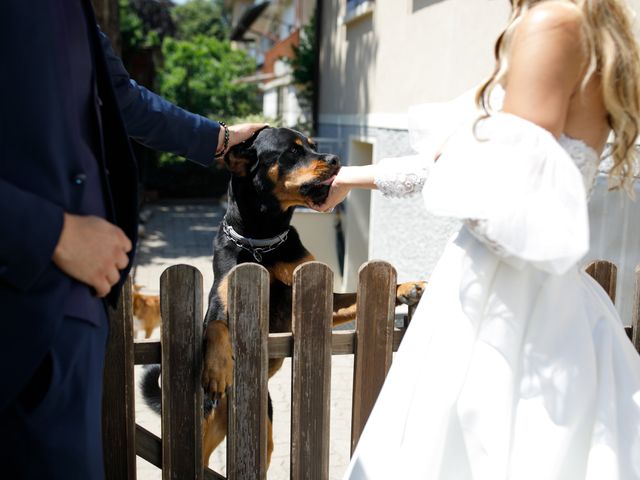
[374,156,430,198]
[558,134,600,198]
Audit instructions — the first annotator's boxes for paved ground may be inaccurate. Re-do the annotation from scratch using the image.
[131,200,354,479]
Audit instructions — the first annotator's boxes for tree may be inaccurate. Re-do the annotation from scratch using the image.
[158,35,260,120]
[288,11,316,110]
[93,0,121,53]
[172,0,230,41]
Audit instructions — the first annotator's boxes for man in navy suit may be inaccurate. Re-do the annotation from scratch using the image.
[0,1,264,477]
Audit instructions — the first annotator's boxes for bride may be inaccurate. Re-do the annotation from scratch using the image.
[313,0,640,478]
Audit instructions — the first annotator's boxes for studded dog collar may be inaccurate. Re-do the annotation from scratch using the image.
[221,218,289,262]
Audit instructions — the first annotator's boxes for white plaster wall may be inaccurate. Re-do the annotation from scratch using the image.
[319,0,510,117]
[342,139,374,291]
[263,89,278,119]
[291,209,343,290]
[284,85,304,127]
[318,0,510,283]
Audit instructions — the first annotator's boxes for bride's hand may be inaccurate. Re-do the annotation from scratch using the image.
[309,167,353,212]
[310,165,377,212]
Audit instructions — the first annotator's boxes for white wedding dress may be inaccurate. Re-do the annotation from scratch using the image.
[344,112,640,479]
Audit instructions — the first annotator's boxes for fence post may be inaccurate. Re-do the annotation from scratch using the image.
[632,265,640,353]
[585,260,617,302]
[350,261,397,454]
[291,262,333,480]
[103,276,137,480]
[160,265,204,480]
[227,264,270,480]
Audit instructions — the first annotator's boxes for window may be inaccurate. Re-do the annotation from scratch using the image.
[341,0,375,26]
[347,0,371,11]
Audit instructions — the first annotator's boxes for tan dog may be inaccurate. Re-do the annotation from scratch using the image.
[132,285,161,339]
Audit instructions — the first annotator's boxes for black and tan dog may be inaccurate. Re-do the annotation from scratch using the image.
[142,127,425,467]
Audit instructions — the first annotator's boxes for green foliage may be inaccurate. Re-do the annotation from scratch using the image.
[227,113,282,128]
[119,0,161,59]
[157,35,262,164]
[158,35,260,120]
[172,0,229,41]
[119,0,263,188]
[288,12,316,108]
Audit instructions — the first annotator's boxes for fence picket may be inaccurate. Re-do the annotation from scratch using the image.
[160,265,204,480]
[103,276,136,480]
[291,262,333,480]
[351,261,397,454]
[227,264,270,480]
[585,260,617,302]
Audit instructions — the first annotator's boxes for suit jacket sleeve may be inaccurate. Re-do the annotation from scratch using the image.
[100,31,221,167]
[0,179,65,291]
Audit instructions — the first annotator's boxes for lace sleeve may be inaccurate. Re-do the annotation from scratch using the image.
[374,155,430,198]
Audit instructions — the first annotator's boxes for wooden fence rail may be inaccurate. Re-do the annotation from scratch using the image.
[103,259,640,480]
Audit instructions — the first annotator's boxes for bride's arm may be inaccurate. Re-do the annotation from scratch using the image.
[312,155,430,212]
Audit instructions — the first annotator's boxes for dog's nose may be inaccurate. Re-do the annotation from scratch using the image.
[324,154,340,167]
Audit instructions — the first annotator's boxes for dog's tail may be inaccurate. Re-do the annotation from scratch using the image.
[140,364,162,414]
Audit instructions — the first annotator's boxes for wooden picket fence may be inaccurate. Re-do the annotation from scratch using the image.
[101,260,640,480]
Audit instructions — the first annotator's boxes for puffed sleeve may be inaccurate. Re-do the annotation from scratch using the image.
[422,113,589,275]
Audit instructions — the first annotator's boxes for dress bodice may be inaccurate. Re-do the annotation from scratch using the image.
[558,134,600,197]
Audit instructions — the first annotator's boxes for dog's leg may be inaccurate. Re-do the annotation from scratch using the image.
[268,358,285,378]
[144,325,154,339]
[202,390,275,469]
[331,282,426,326]
[395,281,426,306]
[202,397,228,467]
[202,320,233,407]
[202,275,235,407]
[332,292,358,326]
[267,416,274,466]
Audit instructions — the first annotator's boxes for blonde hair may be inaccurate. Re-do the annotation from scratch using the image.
[477,0,640,194]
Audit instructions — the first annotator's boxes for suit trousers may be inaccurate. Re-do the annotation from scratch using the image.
[0,309,109,479]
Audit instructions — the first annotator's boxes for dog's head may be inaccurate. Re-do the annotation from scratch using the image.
[224,127,341,209]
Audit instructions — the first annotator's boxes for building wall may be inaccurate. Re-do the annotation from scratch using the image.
[318,0,509,283]
[318,0,640,322]
[319,0,510,119]
[316,123,461,286]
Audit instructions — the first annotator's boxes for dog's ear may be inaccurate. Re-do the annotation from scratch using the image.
[224,145,257,177]
[223,127,269,177]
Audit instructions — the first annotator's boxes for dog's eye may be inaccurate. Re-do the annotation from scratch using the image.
[289,145,300,154]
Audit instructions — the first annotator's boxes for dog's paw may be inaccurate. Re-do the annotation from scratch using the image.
[202,350,234,408]
[202,321,234,408]
[396,281,426,306]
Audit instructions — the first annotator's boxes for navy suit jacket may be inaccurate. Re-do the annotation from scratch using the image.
[0,0,221,409]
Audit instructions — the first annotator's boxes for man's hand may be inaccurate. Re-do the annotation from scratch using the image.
[217,122,268,156]
[52,213,132,297]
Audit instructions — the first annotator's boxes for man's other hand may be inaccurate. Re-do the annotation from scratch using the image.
[52,214,132,297]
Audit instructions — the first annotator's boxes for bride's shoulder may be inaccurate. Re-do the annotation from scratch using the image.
[516,1,585,38]
[509,1,586,67]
